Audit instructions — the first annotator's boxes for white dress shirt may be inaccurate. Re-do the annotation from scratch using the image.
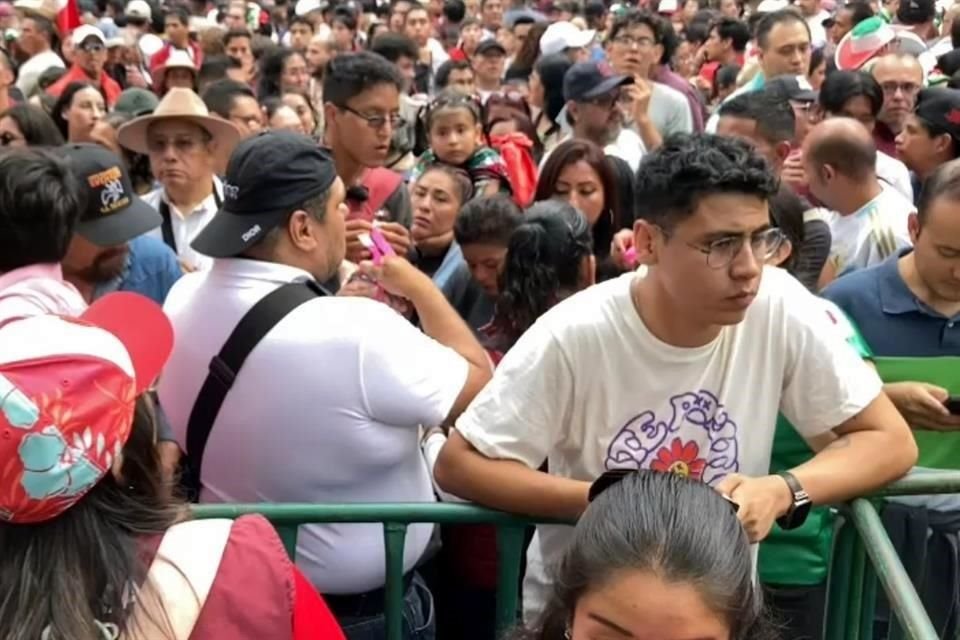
[142,177,223,271]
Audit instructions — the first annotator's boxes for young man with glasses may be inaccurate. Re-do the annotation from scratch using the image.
[871,53,925,157]
[435,133,917,620]
[46,26,122,107]
[323,52,413,266]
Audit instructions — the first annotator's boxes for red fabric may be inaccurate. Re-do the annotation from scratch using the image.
[448,47,467,62]
[57,0,82,38]
[489,133,537,207]
[188,515,297,640]
[873,121,898,158]
[292,566,346,640]
[346,167,404,222]
[150,41,205,75]
[46,65,122,107]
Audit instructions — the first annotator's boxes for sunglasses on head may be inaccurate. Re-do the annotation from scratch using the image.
[588,469,740,513]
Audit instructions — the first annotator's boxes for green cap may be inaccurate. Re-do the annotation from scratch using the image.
[114,88,159,117]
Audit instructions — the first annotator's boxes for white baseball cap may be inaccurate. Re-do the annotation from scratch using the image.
[756,0,788,11]
[540,21,596,57]
[71,24,106,46]
[125,0,151,20]
[657,0,678,13]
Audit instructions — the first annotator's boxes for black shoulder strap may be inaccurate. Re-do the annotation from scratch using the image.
[158,184,223,255]
[182,279,326,496]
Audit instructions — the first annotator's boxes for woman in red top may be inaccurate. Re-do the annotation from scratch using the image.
[0,293,344,640]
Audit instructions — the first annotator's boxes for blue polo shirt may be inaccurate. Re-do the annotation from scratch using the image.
[822,250,960,357]
[91,235,182,306]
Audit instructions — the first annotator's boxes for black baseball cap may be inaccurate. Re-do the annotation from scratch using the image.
[62,143,162,247]
[897,0,934,25]
[475,38,507,56]
[916,88,960,152]
[563,61,633,102]
[191,130,338,258]
[763,74,818,102]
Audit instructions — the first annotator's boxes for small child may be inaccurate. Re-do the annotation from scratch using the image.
[412,90,513,198]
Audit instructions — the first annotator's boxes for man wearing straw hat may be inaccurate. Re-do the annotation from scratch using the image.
[117,87,240,272]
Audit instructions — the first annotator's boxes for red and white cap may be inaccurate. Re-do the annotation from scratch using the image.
[0,292,173,524]
[834,16,897,71]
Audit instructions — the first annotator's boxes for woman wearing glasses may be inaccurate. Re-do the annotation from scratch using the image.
[512,470,778,640]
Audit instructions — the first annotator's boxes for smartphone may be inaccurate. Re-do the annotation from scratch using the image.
[945,396,960,415]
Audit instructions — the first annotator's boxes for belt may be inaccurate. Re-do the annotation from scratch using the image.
[324,573,416,619]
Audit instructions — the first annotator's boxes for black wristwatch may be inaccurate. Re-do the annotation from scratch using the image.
[776,471,812,530]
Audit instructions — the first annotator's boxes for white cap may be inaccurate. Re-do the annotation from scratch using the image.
[137,32,164,61]
[657,0,678,13]
[125,0,151,20]
[295,0,324,16]
[539,21,596,56]
[756,0,788,11]
[71,24,106,45]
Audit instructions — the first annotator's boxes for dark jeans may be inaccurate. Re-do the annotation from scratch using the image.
[763,581,828,640]
[335,573,436,640]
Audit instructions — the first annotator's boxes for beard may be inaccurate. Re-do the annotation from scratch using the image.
[79,246,129,283]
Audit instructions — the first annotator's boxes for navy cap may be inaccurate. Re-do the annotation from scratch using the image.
[62,143,163,247]
[563,61,633,102]
[191,131,338,258]
[763,75,818,103]
[897,0,935,24]
[475,38,507,56]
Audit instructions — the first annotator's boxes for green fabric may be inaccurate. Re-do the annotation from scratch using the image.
[759,311,873,586]
[874,357,960,470]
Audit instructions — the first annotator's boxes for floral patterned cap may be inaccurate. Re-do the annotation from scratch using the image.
[0,292,173,524]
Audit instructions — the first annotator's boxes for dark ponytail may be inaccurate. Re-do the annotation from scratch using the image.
[493,200,593,345]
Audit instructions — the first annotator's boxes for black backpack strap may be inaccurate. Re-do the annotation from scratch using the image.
[159,183,222,255]
[182,279,327,496]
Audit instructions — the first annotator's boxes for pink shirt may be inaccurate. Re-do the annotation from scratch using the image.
[0,263,86,324]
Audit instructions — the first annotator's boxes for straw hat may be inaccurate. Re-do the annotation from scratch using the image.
[117,88,241,166]
[152,49,198,90]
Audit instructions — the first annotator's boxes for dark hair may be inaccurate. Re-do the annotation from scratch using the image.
[712,16,750,52]
[289,14,314,31]
[424,89,483,130]
[454,194,522,246]
[0,148,82,272]
[818,70,882,117]
[198,54,243,87]
[333,10,358,31]
[404,4,429,21]
[417,163,474,203]
[768,184,806,272]
[370,32,418,63]
[0,396,182,639]
[848,1,875,25]
[718,89,795,144]
[0,103,64,146]
[755,9,809,49]
[515,470,776,640]
[509,21,548,73]
[534,53,573,126]
[202,78,256,118]
[634,134,779,228]
[51,82,103,140]
[436,59,474,89]
[493,200,593,343]
[323,51,403,106]
[444,0,466,22]
[715,63,741,91]
[952,10,960,48]
[257,48,304,99]
[487,112,544,161]
[608,10,665,49]
[97,111,154,194]
[535,139,623,257]
[21,13,57,44]
[805,121,877,180]
[222,27,252,48]
[164,5,189,25]
[917,157,960,222]
[809,46,825,75]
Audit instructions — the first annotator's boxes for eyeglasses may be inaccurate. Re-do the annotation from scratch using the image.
[661,226,786,269]
[0,132,22,146]
[588,469,740,512]
[611,33,655,48]
[79,41,106,53]
[879,81,920,96]
[146,134,210,154]
[339,104,406,131]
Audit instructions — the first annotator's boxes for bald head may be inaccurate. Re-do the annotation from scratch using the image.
[803,117,877,180]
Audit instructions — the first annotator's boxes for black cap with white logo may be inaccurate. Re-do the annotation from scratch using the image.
[191,130,338,258]
[62,143,163,247]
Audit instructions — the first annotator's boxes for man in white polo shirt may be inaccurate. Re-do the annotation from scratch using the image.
[158,131,491,639]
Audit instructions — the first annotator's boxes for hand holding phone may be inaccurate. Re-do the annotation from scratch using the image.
[945,396,960,415]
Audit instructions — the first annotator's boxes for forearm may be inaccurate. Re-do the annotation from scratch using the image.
[635,115,663,151]
[790,396,917,505]
[435,431,589,520]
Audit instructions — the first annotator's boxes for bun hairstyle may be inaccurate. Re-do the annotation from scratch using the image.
[493,200,593,345]
[418,163,475,204]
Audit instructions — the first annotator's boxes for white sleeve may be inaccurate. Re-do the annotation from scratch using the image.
[358,305,469,428]
[454,320,574,468]
[421,432,469,503]
[778,281,883,437]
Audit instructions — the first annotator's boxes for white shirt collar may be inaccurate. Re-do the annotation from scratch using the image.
[210,257,316,285]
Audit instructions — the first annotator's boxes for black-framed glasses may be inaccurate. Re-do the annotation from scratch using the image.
[611,34,655,48]
[879,81,920,96]
[339,104,405,131]
[661,226,787,269]
[588,469,740,512]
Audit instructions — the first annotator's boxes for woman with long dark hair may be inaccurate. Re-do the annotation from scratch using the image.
[0,302,344,640]
[51,81,105,143]
[529,53,573,154]
[257,48,310,100]
[513,470,779,640]
[0,103,64,147]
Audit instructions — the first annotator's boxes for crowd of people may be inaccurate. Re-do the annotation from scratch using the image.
[0,0,959,636]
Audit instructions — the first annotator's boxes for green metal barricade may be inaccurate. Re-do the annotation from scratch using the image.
[193,471,960,640]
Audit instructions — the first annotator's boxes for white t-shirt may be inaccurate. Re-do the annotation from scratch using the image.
[826,183,914,277]
[541,124,646,173]
[16,50,64,98]
[158,258,469,594]
[876,150,914,201]
[453,266,881,617]
[806,11,830,48]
